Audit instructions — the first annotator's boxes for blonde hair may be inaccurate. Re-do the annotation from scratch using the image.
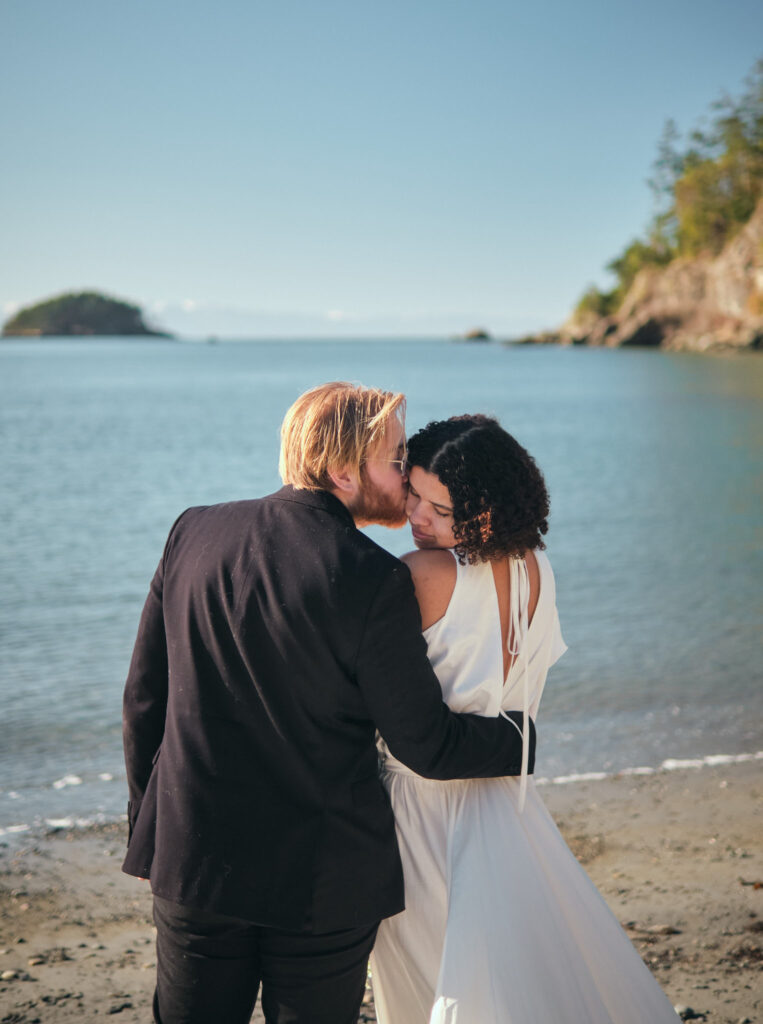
[279,381,406,491]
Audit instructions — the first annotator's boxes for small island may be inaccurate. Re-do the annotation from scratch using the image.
[2,291,172,338]
[451,327,493,343]
[462,327,492,342]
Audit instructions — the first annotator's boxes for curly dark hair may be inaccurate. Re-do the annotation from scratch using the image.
[406,415,549,563]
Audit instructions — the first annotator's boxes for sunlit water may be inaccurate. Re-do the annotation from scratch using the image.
[1,339,761,836]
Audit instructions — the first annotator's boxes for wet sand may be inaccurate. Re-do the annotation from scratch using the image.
[1,759,760,1023]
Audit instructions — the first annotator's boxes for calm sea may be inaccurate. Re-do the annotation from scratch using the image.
[1,339,761,837]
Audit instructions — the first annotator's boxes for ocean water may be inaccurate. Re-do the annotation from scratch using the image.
[1,338,761,838]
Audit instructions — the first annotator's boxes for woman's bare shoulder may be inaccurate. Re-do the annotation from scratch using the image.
[401,547,456,574]
[401,549,457,629]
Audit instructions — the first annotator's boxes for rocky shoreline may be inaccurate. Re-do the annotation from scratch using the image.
[517,201,763,354]
[1,760,760,1023]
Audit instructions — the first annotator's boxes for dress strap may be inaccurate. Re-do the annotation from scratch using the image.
[499,556,530,811]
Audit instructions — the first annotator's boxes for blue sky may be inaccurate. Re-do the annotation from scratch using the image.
[2,0,761,338]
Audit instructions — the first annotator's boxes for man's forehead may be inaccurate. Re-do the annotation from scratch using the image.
[371,417,405,456]
[385,417,406,450]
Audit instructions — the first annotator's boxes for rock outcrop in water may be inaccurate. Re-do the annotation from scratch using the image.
[518,62,763,354]
[520,200,763,353]
[2,291,172,338]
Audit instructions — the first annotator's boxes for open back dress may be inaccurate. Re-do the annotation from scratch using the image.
[370,550,680,1024]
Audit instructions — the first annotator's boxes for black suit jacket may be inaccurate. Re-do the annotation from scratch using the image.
[122,486,534,931]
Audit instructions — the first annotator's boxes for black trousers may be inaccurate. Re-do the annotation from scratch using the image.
[152,896,379,1024]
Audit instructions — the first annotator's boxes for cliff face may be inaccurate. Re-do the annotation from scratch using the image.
[555,201,763,352]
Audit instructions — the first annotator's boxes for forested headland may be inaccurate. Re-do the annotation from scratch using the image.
[1,292,172,338]
[523,60,763,352]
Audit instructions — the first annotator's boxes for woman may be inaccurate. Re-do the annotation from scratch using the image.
[370,415,679,1024]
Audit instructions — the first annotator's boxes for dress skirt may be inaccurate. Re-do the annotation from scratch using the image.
[371,770,680,1024]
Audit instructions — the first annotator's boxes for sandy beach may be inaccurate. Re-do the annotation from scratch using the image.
[1,759,760,1024]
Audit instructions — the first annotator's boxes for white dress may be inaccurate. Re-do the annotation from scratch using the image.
[370,550,679,1024]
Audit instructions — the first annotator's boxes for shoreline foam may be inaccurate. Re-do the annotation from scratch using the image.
[2,749,760,839]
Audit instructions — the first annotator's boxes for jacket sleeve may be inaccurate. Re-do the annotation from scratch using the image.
[354,561,535,780]
[121,513,188,838]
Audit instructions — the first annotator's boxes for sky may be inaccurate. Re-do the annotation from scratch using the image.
[2,0,762,338]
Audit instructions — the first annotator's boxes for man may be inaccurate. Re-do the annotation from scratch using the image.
[122,381,535,1024]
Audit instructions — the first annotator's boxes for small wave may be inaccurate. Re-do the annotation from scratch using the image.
[45,817,78,829]
[536,750,763,787]
[1,772,118,799]
[0,823,32,836]
[662,752,761,770]
[0,811,128,838]
[544,771,610,785]
[52,774,83,790]
[44,815,108,831]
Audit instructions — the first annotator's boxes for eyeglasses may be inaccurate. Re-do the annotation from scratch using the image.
[365,456,408,475]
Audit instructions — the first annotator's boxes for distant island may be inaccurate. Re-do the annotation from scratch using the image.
[2,291,172,338]
[452,327,492,342]
[518,59,763,353]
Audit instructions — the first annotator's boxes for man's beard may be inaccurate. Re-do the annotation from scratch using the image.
[349,478,408,529]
